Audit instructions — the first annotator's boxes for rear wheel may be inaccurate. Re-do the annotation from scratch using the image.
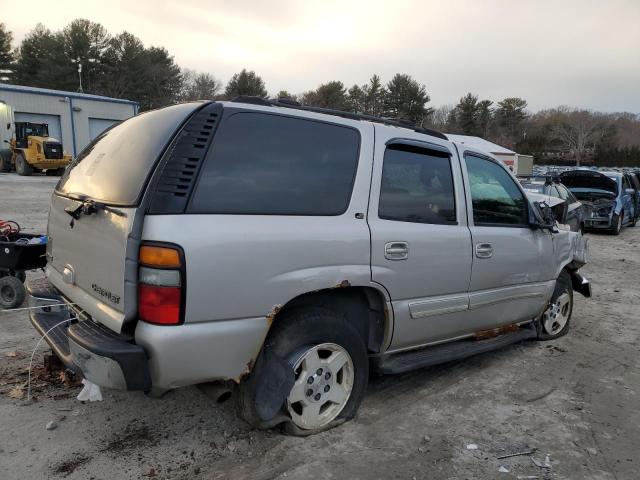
[537,271,573,340]
[0,276,26,309]
[0,154,10,173]
[237,307,369,436]
[15,153,33,176]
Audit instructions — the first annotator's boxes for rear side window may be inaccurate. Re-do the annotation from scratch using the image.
[378,145,456,225]
[465,154,528,227]
[188,112,360,215]
[56,103,199,206]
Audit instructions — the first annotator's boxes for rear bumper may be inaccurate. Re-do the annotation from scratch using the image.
[27,280,151,391]
[28,278,270,391]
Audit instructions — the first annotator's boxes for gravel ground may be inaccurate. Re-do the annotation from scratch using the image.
[0,172,638,480]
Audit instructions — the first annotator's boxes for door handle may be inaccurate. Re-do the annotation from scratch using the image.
[385,242,409,260]
[475,243,493,259]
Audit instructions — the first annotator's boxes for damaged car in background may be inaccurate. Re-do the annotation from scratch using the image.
[560,169,637,234]
[518,175,586,233]
[27,98,591,436]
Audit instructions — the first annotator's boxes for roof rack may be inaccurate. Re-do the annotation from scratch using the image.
[229,96,448,140]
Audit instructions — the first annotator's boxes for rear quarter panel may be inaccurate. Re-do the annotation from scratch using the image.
[141,121,375,324]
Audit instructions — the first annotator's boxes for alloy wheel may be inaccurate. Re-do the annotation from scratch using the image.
[542,292,571,335]
[286,343,354,430]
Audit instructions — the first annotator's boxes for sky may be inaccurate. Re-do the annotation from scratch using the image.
[2,0,639,113]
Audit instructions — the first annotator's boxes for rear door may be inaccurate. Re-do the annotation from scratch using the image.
[368,130,473,350]
[461,151,555,329]
[47,102,203,333]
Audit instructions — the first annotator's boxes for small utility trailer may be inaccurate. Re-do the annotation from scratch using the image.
[0,227,47,309]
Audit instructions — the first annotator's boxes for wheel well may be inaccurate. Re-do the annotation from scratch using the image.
[274,287,387,354]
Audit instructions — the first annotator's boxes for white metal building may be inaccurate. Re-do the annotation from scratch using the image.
[446,134,533,174]
[0,84,138,158]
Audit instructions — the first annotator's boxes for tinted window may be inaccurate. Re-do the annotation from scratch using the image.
[189,113,360,215]
[378,145,456,225]
[57,103,199,205]
[466,155,528,226]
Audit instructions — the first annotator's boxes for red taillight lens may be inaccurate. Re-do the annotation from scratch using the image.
[139,285,181,325]
[138,244,184,325]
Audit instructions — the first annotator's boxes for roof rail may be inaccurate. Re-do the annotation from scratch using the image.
[229,96,448,140]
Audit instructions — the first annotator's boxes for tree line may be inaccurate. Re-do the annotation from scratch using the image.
[1,20,639,166]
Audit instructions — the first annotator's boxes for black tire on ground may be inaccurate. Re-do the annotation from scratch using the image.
[537,270,573,341]
[0,276,26,309]
[55,168,66,176]
[15,153,33,176]
[611,212,623,235]
[237,307,369,436]
[0,154,10,173]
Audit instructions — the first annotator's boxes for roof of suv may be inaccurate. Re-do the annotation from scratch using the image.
[227,96,448,141]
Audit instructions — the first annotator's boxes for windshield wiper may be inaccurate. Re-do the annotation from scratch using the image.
[64,194,125,219]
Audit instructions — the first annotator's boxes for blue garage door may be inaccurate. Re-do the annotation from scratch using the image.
[14,112,63,142]
[89,118,119,141]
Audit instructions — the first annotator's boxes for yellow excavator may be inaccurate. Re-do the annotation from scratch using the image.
[0,122,72,176]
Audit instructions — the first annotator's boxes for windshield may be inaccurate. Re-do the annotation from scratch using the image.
[56,102,201,206]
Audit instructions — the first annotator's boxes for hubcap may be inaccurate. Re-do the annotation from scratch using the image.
[286,343,354,430]
[542,292,571,335]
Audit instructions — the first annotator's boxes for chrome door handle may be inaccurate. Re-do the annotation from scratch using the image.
[385,242,409,260]
[475,243,493,259]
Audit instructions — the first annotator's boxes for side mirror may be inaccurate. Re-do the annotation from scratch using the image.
[530,201,558,233]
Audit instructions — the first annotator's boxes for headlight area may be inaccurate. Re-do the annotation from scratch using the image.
[597,206,614,216]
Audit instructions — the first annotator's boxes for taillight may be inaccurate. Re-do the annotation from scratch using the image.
[138,244,184,325]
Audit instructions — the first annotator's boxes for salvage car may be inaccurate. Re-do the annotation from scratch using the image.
[28,99,591,435]
[518,175,585,232]
[560,170,637,234]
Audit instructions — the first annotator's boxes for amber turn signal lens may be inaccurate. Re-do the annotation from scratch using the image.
[139,245,181,267]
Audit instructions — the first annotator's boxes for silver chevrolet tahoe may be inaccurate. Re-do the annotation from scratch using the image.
[28,98,591,435]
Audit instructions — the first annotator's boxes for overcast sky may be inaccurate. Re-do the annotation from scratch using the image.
[2,0,639,113]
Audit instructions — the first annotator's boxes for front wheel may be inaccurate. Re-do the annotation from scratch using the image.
[237,307,369,436]
[611,212,623,235]
[15,153,33,176]
[538,271,573,340]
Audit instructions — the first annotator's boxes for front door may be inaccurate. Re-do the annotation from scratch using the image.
[461,152,555,329]
[368,133,473,350]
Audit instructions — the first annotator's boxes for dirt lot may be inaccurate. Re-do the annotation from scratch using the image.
[0,172,638,480]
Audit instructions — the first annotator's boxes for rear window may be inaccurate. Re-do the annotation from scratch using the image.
[56,103,200,205]
[188,112,360,215]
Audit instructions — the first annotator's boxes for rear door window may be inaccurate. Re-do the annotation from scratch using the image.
[378,145,456,224]
[188,112,360,215]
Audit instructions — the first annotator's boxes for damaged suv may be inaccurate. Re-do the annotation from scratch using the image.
[29,99,591,435]
[560,169,637,234]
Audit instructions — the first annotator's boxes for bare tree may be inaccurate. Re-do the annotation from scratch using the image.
[549,108,604,166]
